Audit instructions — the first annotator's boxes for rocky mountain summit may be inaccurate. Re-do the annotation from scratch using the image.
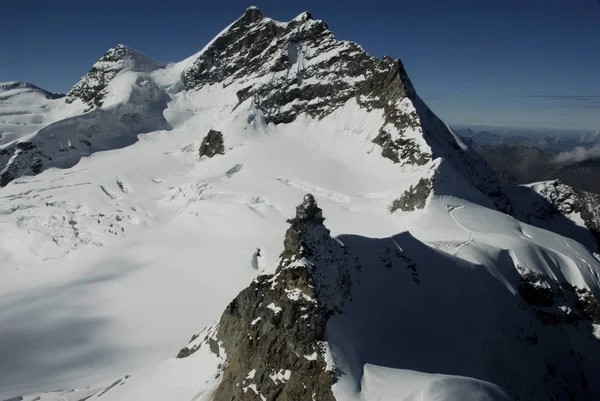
[66,44,165,110]
[183,7,508,212]
[178,212,359,401]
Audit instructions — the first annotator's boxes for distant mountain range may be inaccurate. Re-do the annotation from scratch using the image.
[455,126,600,153]
[457,127,600,194]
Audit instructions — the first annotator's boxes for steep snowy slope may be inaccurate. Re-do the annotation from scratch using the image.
[1,7,600,401]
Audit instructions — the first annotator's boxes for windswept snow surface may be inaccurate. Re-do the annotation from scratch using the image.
[2,9,600,401]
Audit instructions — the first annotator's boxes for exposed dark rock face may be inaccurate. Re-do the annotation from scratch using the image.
[183,8,431,166]
[66,45,164,110]
[199,129,225,158]
[564,284,600,325]
[183,7,512,213]
[516,265,600,329]
[532,180,600,249]
[0,142,48,187]
[389,178,432,212]
[177,221,359,401]
[517,268,554,307]
[360,57,429,166]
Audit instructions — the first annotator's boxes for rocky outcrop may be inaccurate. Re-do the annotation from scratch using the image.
[199,129,225,158]
[532,180,600,249]
[517,268,554,308]
[516,265,600,327]
[358,57,429,166]
[66,45,164,110]
[564,284,600,325]
[389,178,432,212]
[0,142,45,187]
[177,220,359,401]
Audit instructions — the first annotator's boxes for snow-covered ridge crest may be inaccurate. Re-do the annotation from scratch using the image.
[0,81,73,147]
[0,81,64,99]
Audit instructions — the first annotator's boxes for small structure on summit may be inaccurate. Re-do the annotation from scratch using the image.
[287,193,325,226]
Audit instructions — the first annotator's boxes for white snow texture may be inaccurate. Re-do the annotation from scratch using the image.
[1,6,600,401]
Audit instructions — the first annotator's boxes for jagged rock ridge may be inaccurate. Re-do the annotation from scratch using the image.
[178,221,359,401]
[183,7,511,213]
[532,180,600,249]
[184,8,426,160]
[389,177,432,212]
[199,129,225,158]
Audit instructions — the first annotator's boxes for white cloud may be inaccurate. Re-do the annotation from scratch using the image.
[553,145,600,164]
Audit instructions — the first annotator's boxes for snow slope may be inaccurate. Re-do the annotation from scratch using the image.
[1,7,600,401]
[0,81,82,146]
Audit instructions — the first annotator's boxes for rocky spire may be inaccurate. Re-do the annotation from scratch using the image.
[177,219,360,401]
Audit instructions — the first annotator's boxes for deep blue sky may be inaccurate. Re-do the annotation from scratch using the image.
[1,0,599,130]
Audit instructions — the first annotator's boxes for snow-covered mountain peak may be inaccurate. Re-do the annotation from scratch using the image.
[239,4,266,23]
[292,11,313,23]
[182,8,431,162]
[179,7,514,215]
[0,44,170,187]
[66,44,165,110]
[2,8,502,205]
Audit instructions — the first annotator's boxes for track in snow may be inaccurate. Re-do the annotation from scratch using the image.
[276,177,350,203]
[446,204,474,256]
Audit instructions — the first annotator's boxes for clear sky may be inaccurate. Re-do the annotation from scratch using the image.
[1,0,599,130]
